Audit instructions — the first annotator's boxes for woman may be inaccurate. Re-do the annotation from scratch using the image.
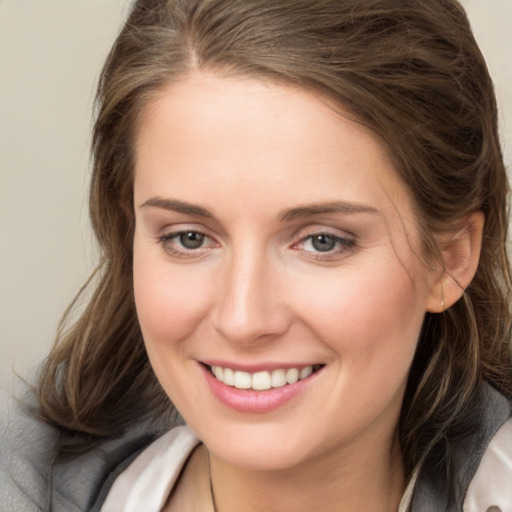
[2,0,511,511]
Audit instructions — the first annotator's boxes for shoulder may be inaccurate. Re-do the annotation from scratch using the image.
[0,387,172,512]
[412,383,512,512]
[0,387,58,511]
[464,416,512,512]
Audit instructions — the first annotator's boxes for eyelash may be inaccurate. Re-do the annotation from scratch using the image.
[294,232,356,259]
[158,230,216,258]
[157,230,356,260]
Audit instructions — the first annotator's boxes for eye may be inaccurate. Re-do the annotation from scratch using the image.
[158,229,217,258]
[296,232,355,258]
[178,231,206,249]
[307,234,338,252]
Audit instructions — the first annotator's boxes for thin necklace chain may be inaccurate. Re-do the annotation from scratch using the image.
[207,449,218,512]
[206,448,405,512]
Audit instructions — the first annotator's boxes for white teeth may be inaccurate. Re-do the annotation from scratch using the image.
[223,367,235,386]
[271,369,287,388]
[252,371,271,391]
[299,366,313,379]
[286,368,299,384]
[210,365,317,391]
[213,366,224,380]
[234,371,252,389]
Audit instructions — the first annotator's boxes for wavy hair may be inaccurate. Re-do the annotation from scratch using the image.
[36,0,512,485]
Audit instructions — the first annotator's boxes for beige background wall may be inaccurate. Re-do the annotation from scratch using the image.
[1,0,511,392]
[0,0,129,391]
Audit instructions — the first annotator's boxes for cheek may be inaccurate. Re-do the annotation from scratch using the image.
[291,258,428,429]
[132,250,212,349]
[293,256,427,364]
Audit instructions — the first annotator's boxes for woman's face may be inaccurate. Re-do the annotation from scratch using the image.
[133,72,440,471]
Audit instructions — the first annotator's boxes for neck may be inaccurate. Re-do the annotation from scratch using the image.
[208,432,405,512]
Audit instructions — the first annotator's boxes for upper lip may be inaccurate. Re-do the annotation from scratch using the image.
[200,360,324,373]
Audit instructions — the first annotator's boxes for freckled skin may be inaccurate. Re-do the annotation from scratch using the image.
[132,71,440,511]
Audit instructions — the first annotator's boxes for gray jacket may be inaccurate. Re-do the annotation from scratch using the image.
[1,383,510,512]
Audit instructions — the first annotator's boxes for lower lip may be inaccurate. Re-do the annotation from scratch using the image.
[201,364,321,414]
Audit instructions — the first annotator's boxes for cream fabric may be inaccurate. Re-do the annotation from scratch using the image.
[101,426,199,512]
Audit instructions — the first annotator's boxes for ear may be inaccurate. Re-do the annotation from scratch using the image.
[426,211,484,313]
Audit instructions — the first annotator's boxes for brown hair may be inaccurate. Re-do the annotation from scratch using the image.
[37,0,512,483]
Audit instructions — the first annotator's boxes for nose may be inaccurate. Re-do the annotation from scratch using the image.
[212,248,291,346]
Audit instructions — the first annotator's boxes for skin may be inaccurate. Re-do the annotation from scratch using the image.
[132,71,458,512]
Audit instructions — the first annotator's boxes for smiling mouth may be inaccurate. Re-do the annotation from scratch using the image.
[207,364,324,391]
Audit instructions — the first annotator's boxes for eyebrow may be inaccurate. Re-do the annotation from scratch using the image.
[140,197,379,221]
[140,197,213,218]
[279,201,379,221]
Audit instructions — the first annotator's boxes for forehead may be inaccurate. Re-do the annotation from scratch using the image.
[134,71,416,224]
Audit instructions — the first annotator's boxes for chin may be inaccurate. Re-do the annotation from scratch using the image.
[192,419,320,471]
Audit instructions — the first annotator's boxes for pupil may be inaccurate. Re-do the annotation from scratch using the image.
[180,232,204,249]
[312,234,335,252]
